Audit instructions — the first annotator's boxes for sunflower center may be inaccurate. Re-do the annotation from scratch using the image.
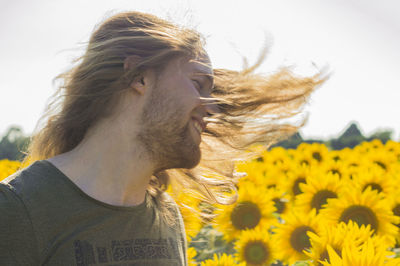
[374,160,387,170]
[362,183,383,193]
[300,160,310,166]
[339,205,379,232]
[273,159,284,165]
[319,247,341,266]
[292,178,306,195]
[289,226,315,252]
[231,201,261,230]
[393,204,400,217]
[312,152,322,162]
[392,204,400,227]
[328,169,341,178]
[243,240,270,265]
[273,198,286,214]
[310,190,337,212]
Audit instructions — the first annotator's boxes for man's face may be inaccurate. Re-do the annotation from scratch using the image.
[137,54,215,171]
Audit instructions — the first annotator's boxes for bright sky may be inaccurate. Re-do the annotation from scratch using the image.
[1,0,399,140]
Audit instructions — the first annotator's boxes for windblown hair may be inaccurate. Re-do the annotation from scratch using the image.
[21,11,327,225]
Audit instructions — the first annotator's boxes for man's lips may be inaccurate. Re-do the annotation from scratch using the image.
[191,116,207,132]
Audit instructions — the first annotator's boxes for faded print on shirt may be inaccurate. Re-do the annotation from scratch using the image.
[74,237,182,266]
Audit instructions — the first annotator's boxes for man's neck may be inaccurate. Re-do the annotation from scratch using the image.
[46,126,154,207]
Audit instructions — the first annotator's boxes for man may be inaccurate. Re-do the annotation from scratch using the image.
[0,11,325,265]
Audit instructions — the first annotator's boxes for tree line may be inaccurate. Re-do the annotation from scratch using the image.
[272,123,394,150]
[0,123,396,161]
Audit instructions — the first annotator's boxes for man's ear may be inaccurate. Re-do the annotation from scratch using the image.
[129,75,146,95]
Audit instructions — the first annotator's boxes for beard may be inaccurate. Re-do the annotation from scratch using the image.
[137,84,201,171]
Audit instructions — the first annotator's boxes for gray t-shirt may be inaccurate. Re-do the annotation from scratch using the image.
[0,160,187,266]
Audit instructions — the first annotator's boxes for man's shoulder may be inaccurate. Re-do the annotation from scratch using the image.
[0,165,37,241]
[160,191,180,212]
[0,177,24,211]
[0,164,42,265]
[1,160,50,199]
[0,159,76,220]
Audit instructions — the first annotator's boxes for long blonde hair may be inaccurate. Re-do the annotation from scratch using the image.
[21,11,327,225]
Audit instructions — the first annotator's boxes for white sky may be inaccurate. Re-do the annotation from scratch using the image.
[1,0,399,140]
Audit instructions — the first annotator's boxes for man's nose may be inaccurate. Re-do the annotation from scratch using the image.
[204,100,221,117]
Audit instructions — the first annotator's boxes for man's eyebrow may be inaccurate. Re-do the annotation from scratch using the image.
[193,71,214,87]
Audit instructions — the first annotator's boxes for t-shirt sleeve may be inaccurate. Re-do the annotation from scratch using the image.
[168,194,188,266]
[0,183,40,265]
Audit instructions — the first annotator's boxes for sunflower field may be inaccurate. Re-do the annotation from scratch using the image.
[1,139,400,265]
[176,139,400,265]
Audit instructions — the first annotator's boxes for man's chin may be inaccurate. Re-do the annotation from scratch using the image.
[158,148,201,171]
[187,153,201,169]
[177,131,202,169]
[179,149,201,169]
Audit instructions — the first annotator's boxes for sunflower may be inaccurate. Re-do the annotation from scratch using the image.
[326,149,345,162]
[0,159,22,181]
[235,227,275,266]
[213,183,276,242]
[262,146,292,166]
[351,164,399,197]
[283,164,313,200]
[304,220,374,265]
[290,148,316,167]
[341,151,363,180]
[384,140,400,161]
[200,253,245,266]
[166,186,204,242]
[235,160,280,190]
[255,152,296,189]
[180,198,205,242]
[320,237,399,266]
[389,195,400,245]
[188,247,198,266]
[236,160,288,194]
[340,148,360,167]
[270,159,297,179]
[354,139,384,154]
[235,160,264,184]
[260,166,289,191]
[360,146,398,173]
[272,208,320,265]
[296,142,330,165]
[267,187,291,216]
[235,150,290,191]
[318,159,348,180]
[318,186,400,247]
[295,171,345,214]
